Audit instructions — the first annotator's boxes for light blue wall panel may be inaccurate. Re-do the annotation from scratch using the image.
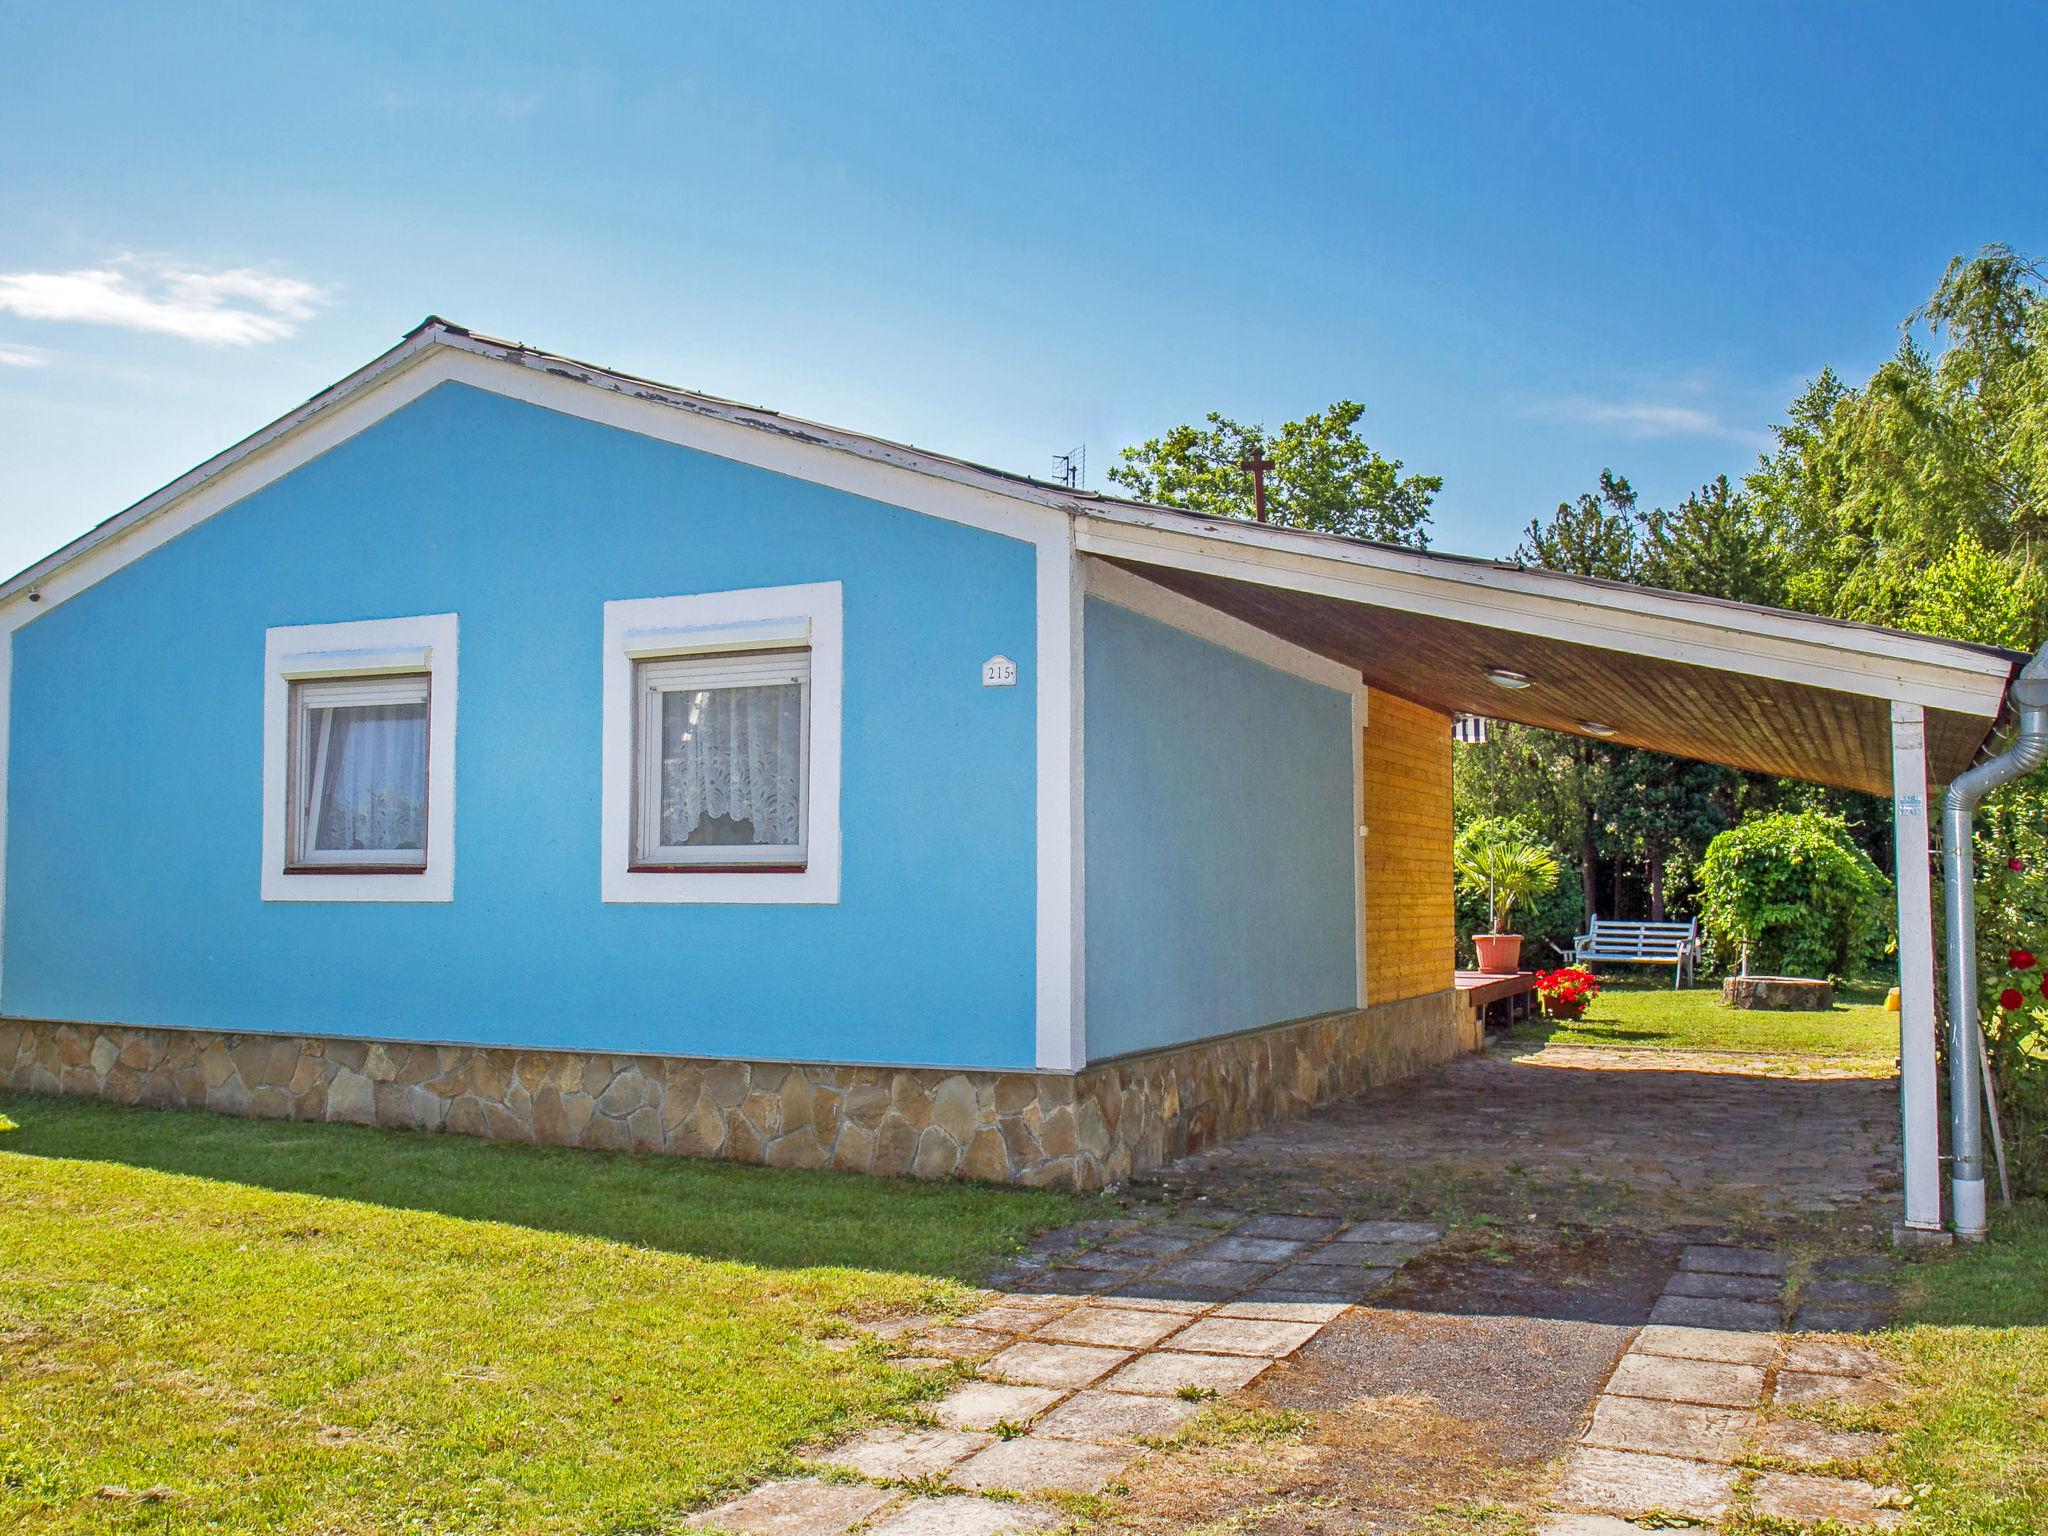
[1082,597,1357,1061]
[4,382,1040,1068]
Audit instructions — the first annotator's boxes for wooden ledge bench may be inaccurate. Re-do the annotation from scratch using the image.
[1456,969,1539,1031]
[1570,916,1701,987]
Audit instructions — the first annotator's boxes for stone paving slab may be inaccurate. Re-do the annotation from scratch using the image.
[1783,1338,1888,1376]
[1151,1258,1274,1291]
[1237,1213,1345,1240]
[909,1326,1013,1359]
[985,1341,1131,1389]
[1099,1231,1198,1257]
[930,1382,1064,1433]
[1193,1234,1307,1263]
[1034,1306,1187,1350]
[1681,1244,1790,1277]
[692,1477,895,1535]
[952,1437,1134,1495]
[1555,1447,1736,1519]
[1292,1240,1417,1267]
[1663,1269,1782,1302]
[1536,1517,1668,1536]
[817,1426,989,1481]
[1031,1388,1206,1443]
[1806,1277,1893,1305]
[1794,1304,1892,1333]
[1059,1247,1159,1274]
[1646,1294,1780,1331]
[1015,1268,1123,1296]
[1099,1287,1217,1313]
[1104,1349,1271,1397]
[1582,1396,1756,1461]
[864,1495,1059,1535]
[1165,1315,1322,1358]
[1750,1469,1905,1527]
[1754,1418,1890,1466]
[1262,1262,1395,1299]
[1216,1296,1351,1324]
[1336,1219,1443,1243]
[1775,1368,1907,1407]
[1632,1324,1778,1366]
[957,1299,1070,1334]
[1604,1352,1764,1408]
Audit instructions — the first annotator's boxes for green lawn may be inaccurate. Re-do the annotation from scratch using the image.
[1509,976,1898,1061]
[0,1093,1087,1535]
[1886,1201,2048,1534]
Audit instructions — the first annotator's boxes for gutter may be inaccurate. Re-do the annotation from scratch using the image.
[1941,639,2048,1238]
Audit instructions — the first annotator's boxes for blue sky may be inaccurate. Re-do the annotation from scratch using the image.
[3,2,2044,581]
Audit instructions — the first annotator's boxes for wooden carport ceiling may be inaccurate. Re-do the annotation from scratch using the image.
[1112,559,1997,795]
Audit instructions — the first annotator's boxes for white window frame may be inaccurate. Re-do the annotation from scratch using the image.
[603,583,841,904]
[289,672,434,870]
[633,648,812,869]
[262,613,458,902]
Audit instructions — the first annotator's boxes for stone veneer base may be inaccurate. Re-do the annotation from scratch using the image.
[0,990,1471,1189]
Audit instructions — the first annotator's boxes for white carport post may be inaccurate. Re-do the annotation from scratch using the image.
[1892,701,1944,1237]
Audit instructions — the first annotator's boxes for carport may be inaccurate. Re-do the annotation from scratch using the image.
[1067,499,2026,1241]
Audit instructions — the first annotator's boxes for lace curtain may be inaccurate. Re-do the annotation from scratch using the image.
[659,683,803,847]
[309,703,428,852]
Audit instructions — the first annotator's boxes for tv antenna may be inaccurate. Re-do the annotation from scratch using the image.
[1053,446,1086,490]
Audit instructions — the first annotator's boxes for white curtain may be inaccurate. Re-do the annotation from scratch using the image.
[660,683,803,847]
[311,703,429,852]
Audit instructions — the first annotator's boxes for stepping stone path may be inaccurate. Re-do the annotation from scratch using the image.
[686,1210,1445,1534]
[1547,1244,1909,1533]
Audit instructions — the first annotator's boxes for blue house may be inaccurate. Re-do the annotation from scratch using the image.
[0,321,2022,1201]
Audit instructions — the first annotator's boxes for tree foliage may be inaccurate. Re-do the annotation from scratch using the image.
[1107,400,1438,546]
[1696,811,1892,979]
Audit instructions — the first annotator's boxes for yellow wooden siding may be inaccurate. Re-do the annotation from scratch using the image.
[1362,687,1456,1004]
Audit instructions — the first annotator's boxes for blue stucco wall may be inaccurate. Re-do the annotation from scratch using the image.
[3,382,1041,1068]
[1082,597,1358,1061]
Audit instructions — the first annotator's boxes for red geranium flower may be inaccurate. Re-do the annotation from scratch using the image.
[2014,949,2038,970]
[2002,988,2026,1010]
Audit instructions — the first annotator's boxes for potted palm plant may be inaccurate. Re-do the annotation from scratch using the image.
[1455,834,1561,974]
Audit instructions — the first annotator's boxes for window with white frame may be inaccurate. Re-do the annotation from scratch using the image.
[262,613,458,902]
[289,673,432,869]
[602,583,841,904]
[633,648,810,869]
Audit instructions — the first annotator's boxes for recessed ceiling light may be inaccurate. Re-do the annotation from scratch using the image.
[1485,668,1530,690]
[1578,720,1617,737]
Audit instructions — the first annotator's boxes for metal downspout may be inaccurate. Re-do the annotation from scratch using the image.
[1942,641,2048,1239]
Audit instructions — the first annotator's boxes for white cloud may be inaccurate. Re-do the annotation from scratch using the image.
[0,343,48,368]
[0,259,330,346]
[1533,394,1767,445]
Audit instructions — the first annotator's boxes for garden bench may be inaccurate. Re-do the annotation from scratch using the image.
[1571,916,1701,988]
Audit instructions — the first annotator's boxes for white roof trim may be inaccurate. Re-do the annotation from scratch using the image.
[0,320,2018,722]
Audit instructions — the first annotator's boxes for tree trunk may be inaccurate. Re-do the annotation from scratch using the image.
[1612,860,1625,921]
[1648,850,1666,922]
[1580,829,1599,921]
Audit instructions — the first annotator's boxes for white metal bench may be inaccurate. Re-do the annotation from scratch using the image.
[1571,916,1701,988]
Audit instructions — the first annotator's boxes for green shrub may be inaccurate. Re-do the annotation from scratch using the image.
[1697,810,1891,978]
[1968,779,2048,1196]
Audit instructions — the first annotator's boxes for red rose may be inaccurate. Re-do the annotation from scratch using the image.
[2002,988,2026,1010]
[2014,950,2038,970]
[2040,973,2048,998]
[2013,858,2027,872]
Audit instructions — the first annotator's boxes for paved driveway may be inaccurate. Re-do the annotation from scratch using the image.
[1142,1041,1903,1240]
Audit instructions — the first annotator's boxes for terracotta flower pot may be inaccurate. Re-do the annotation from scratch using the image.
[1473,932,1523,974]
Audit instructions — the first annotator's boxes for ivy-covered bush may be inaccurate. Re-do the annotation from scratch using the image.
[1969,779,2048,1194]
[1697,810,1892,978]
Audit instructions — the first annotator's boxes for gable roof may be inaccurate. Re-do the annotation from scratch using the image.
[1,317,2023,792]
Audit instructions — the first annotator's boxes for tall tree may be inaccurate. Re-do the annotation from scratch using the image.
[1107,401,1438,546]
